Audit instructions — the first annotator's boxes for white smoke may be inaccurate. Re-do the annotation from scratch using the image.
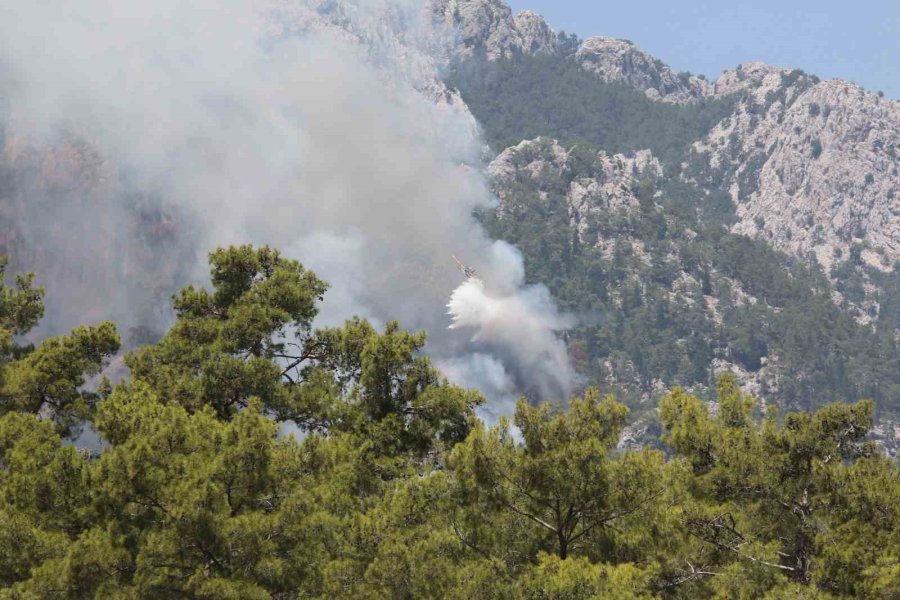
[435,352,518,422]
[0,0,577,411]
[447,241,576,401]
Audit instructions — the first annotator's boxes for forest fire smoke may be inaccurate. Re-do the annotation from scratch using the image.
[447,258,575,402]
[0,0,577,412]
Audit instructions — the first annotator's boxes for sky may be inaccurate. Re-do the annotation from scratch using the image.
[508,0,900,99]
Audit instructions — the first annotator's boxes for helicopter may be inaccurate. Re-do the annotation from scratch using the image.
[451,255,478,280]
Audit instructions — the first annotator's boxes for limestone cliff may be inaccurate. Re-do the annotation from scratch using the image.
[575,37,711,103]
[691,64,900,274]
[428,0,556,60]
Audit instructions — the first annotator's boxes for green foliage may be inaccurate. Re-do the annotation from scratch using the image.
[0,256,44,357]
[0,250,898,598]
[518,553,653,599]
[1,245,486,598]
[0,257,45,394]
[660,379,898,596]
[449,390,665,561]
[449,53,737,168]
[811,138,823,158]
[126,245,482,459]
[125,245,327,419]
[2,323,119,426]
[1,256,119,433]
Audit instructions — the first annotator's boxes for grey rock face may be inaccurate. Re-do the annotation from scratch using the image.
[692,64,900,272]
[512,10,557,55]
[488,137,661,243]
[429,0,556,60]
[575,37,711,103]
[711,61,790,98]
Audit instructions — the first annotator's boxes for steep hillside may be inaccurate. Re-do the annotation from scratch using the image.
[441,0,900,429]
[691,63,900,272]
[480,138,900,423]
[437,0,899,274]
[446,52,736,167]
[429,0,558,60]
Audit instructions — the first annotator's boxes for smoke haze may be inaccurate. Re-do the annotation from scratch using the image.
[0,0,576,411]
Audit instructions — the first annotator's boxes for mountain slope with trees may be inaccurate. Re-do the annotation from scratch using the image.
[439,1,900,433]
[476,135,900,428]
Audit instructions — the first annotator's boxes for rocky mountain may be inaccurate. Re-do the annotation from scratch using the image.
[439,0,900,435]
[488,138,662,237]
[436,0,900,275]
[691,63,900,273]
[429,0,557,60]
[479,132,900,455]
[430,0,711,103]
[574,37,711,104]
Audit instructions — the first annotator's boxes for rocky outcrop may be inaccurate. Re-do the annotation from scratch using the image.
[487,137,570,183]
[488,137,662,243]
[431,0,716,105]
[711,61,791,98]
[512,10,557,55]
[565,148,662,244]
[575,37,711,103]
[429,0,556,60]
[691,64,900,272]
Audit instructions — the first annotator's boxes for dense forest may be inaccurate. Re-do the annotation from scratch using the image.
[453,49,900,422]
[1,247,899,598]
[447,47,737,168]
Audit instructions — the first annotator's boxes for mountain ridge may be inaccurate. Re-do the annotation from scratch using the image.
[434,0,899,276]
[440,0,900,436]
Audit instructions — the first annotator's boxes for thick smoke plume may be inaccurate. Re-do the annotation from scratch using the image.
[447,242,575,403]
[0,0,576,411]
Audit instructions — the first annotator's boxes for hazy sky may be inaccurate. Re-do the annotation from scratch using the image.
[508,0,899,99]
